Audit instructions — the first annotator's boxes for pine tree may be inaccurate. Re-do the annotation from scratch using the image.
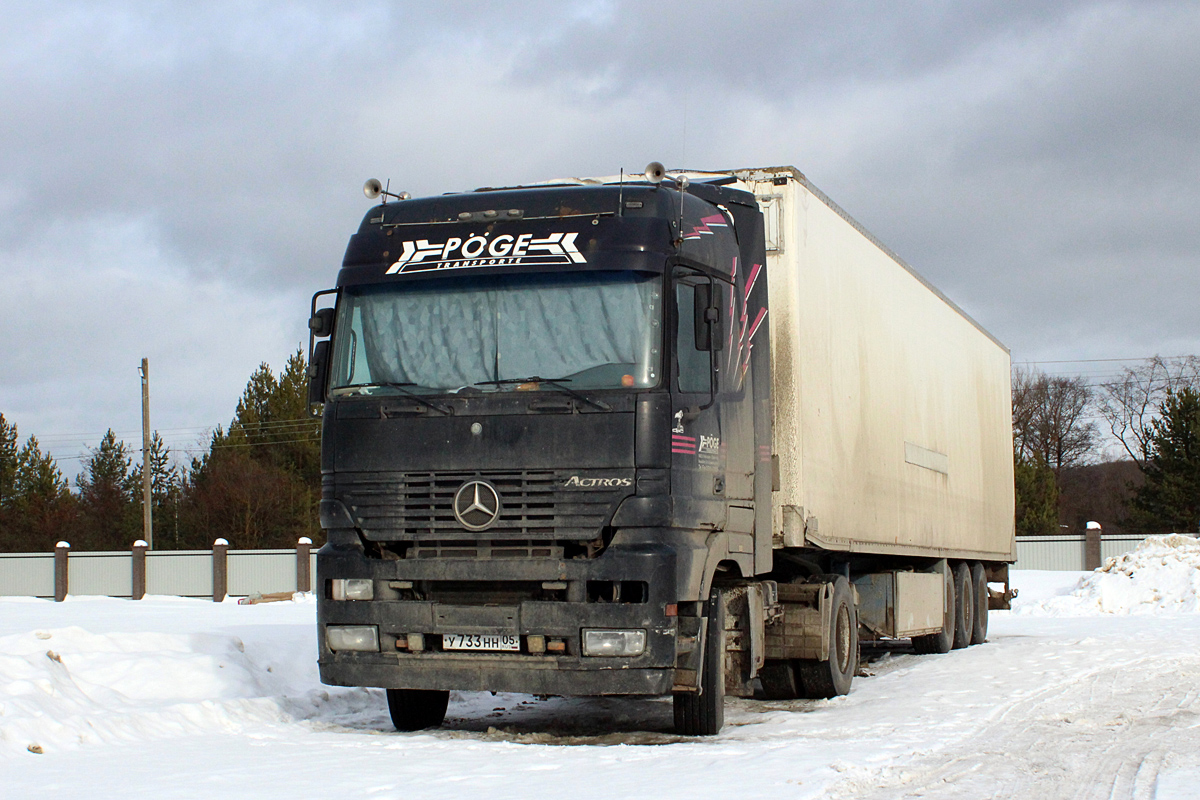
[0,414,18,548]
[226,348,320,477]
[0,413,18,509]
[1128,388,1200,533]
[16,435,68,500]
[4,435,77,552]
[129,431,181,547]
[1014,454,1059,536]
[179,348,320,548]
[76,429,138,550]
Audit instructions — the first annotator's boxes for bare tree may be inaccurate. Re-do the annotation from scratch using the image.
[1097,355,1200,467]
[1011,368,1041,463]
[1012,367,1099,474]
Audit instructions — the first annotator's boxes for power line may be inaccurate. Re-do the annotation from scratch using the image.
[1016,355,1194,365]
[30,417,319,445]
[47,433,322,463]
[180,435,321,454]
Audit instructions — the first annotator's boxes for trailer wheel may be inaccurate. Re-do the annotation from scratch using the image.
[796,575,857,698]
[673,588,725,735]
[970,561,988,645]
[386,688,449,731]
[952,561,973,649]
[913,563,955,654]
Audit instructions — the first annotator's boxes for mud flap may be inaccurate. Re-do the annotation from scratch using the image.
[672,611,706,693]
[986,563,1018,610]
[721,582,777,697]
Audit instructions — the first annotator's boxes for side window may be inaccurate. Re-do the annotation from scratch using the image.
[675,270,727,394]
[332,303,368,387]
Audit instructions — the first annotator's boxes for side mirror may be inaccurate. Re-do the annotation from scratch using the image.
[693,283,723,351]
[309,307,335,338]
[308,340,330,412]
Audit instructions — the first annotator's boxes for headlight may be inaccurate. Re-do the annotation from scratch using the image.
[326,625,380,652]
[330,578,374,601]
[582,629,646,657]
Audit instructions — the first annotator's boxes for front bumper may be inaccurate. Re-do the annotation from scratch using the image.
[317,531,703,696]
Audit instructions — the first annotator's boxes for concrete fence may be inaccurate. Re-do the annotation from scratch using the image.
[1014,531,1197,571]
[2,532,1191,600]
[0,538,317,601]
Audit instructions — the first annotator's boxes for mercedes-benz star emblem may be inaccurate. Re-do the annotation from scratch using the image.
[453,480,502,531]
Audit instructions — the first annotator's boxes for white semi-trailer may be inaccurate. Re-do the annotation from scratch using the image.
[311,164,1016,735]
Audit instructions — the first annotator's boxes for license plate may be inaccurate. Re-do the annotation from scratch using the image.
[442,633,521,652]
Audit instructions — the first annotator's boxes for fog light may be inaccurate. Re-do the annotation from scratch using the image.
[326,625,379,652]
[582,629,646,657]
[330,578,374,601]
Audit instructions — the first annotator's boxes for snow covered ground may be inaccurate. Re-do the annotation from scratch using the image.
[4,537,1200,799]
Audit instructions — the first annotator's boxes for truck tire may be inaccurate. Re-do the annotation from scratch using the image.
[912,563,955,654]
[673,589,725,735]
[952,560,973,650]
[971,561,988,645]
[386,688,449,731]
[796,575,857,699]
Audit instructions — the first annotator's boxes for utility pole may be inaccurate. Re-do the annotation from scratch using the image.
[140,358,153,549]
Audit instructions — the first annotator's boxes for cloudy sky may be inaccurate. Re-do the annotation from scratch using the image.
[2,0,1197,468]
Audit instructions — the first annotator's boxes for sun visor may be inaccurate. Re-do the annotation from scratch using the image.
[338,216,674,286]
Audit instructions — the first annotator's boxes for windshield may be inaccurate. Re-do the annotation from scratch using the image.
[330,270,662,395]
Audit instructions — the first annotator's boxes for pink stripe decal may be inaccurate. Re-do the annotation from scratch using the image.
[683,213,730,241]
[727,257,738,367]
[744,262,762,301]
[747,307,768,341]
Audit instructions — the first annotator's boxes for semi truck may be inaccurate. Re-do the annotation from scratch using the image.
[309,164,1015,736]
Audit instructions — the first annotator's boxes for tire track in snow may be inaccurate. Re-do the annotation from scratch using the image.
[824,654,1200,800]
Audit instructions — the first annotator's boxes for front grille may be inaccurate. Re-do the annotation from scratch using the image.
[332,470,627,541]
[409,540,564,559]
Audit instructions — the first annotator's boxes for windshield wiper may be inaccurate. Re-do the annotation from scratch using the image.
[474,376,611,411]
[334,382,453,415]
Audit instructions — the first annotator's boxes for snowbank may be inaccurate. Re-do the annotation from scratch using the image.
[0,597,374,758]
[1015,534,1200,616]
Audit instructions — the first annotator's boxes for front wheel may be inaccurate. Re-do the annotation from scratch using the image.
[386,688,449,731]
[673,589,725,735]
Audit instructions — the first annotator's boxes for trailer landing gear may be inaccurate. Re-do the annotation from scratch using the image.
[913,562,956,654]
[913,559,989,654]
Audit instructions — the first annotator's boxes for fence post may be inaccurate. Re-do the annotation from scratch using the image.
[296,537,312,593]
[132,540,148,600]
[54,541,70,602]
[1085,521,1102,570]
[213,538,229,602]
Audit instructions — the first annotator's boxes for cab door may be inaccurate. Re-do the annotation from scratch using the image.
[670,266,729,531]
